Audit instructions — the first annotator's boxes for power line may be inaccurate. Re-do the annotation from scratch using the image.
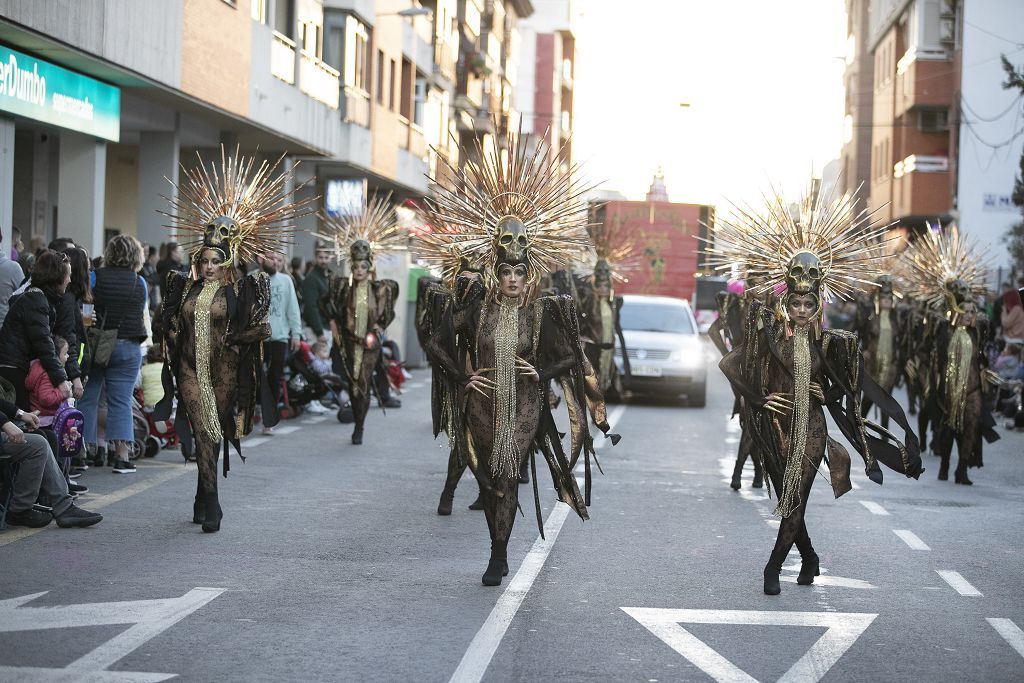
[964,20,1024,48]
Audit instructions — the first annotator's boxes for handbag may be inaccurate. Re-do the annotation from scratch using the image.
[87,274,139,370]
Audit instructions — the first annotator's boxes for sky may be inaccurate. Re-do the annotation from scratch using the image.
[569,0,849,208]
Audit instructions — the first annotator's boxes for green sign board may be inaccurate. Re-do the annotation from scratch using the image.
[0,44,120,141]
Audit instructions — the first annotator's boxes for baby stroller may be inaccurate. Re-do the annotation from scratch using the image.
[133,386,179,458]
[284,342,347,419]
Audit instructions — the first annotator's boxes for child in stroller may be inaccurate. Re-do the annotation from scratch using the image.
[285,341,348,420]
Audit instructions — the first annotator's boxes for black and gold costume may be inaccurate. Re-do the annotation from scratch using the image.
[856,278,904,427]
[576,283,629,398]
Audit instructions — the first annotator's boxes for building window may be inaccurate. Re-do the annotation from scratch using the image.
[400,59,413,120]
[251,0,266,22]
[376,50,385,104]
[389,58,397,111]
[274,0,294,38]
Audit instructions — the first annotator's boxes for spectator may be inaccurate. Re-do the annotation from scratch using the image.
[28,236,46,256]
[0,228,25,327]
[61,247,93,384]
[25,335,70,424]
[140,345,164,409]
[79,235,147,474]
[1002,288,1024,343]
[141,244,161,313]
[290,256,305,308]
[995,343,1021,380]
[17,250,35,281]
[48,237,77,253]
[156,241,187,301]
[260,251,302,435]
[10,226,23,260]
[0,250,74,409]
[0,399,102,528]
[302,245,331,345]
[993,282,1011,336]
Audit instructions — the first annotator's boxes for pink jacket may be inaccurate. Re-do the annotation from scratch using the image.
[25,359,64,421]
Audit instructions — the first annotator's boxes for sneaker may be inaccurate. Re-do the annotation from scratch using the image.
[54,505,103,528]
[68,470,84,480]
[262,426,275,436]
[68,482,89,495]
[306,401,327,414]
[112,459,137,474]
[5,507,52,528]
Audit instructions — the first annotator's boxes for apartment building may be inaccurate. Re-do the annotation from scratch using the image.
[843,0,1024,276]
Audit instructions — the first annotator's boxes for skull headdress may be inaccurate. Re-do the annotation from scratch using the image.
[161,145,312,282]
[703,180,896,316]
[314,193,407,276]
[420,119,596,298]
[901,222,988,316]
[575,214,639,295]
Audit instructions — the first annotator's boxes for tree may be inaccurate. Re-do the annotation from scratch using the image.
[1002,56,1024,271]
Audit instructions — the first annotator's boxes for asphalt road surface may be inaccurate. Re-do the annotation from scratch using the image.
[2,340,1023,682]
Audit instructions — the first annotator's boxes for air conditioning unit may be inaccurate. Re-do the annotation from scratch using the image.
[939,17,955,43]
[939,0,955,18]
[919,109,950,133]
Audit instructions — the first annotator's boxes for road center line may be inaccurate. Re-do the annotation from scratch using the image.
[987,618,1024,659]
[448,404,625,683]
[860,500,890,516]
[893,529,930,550]
[936,570,983,596]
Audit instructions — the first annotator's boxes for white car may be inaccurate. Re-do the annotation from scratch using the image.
[613,294,708,406]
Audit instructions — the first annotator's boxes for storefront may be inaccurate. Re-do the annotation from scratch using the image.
[0,43,121,254]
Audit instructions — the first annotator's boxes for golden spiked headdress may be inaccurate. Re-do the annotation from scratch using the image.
[901,222,988,314]
[412,221,480,288]
[313,193,407,272]
[422,120,595,296]
[162,146,312,282]
[575,213,639,288]
[704,181,894,304]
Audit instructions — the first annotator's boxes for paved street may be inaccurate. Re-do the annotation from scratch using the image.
[3,340,1024,682]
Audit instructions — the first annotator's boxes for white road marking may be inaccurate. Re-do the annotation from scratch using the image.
[301,416,328,424]
[780,575,877,590]
[936,570,983,596]
[892,529,930,550]
[621,608,877,683]
[449,406,625,683]
[859,500,890,516]
[272,425,300,435]
[0,587,224,680]
[0,467,190,547]
[243,437,270,448]
[987,618,1024,659]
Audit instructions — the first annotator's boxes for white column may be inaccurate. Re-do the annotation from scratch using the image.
[136,129,180,247]
[0,117,14,248]
[58,131,107,256]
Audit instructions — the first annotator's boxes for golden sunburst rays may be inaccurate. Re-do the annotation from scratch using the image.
[423,118,598,287]
[161,145,314,268]
[574,216,640,284]
[410,220,475,287]
[900,222,989,309]
[703,182,897,302]
[313,192,408,266]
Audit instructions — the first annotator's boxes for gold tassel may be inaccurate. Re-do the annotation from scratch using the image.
[775,324,811,517]
[876,311,893,379]
[491,297,520,480]
[599,298,614,392]
[353,280,369,379]
[194,282,222,443]
[945,326,973,431]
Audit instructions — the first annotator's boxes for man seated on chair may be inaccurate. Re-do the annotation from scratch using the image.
[1,397,102,528]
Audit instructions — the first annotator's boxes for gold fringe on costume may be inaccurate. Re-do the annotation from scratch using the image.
[353,280,369,379]
[193,282,222,442]
[946,326,973,431]
[775,324,811,517]
[491,297,521,480]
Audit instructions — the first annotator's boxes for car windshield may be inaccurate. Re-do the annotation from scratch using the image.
[620,300,694,334]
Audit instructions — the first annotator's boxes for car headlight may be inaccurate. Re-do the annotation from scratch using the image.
[670,348,704,367]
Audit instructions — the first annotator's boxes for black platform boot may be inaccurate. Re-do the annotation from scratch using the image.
[730,458,743,490]
[763,546,788,595]
[938,460,949,481]
[482,539,508,586]
[192,479,204,524]
[797,553,820,585]
[437,489,455,516]
[468,491,484,510]
[954,464,973,485]
[352,423,364,445]
[201,492,222,533]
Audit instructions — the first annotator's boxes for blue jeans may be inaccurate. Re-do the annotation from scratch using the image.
[80,339,143,444]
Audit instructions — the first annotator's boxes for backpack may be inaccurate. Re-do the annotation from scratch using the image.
[52,399,85,459]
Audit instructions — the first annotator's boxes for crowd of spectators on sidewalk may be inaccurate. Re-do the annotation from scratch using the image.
[0,231,406,532]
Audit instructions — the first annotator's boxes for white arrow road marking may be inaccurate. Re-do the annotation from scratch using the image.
[621,608,877,683]
[936,570,983,596]
[892,529,930,550]
[449,405,625,683]
[0,588,224,680]
[0,665,176,682]
[301,416,328,424]
[987,618,1024,659]
[272,425,300,435]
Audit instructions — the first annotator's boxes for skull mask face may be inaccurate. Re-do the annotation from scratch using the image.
[349,239,372,266]
[204,216,240,254]
[495,216,529,266]
[877,274,893,298]
[785,251,823,296]
[593,259,613,289]
[943,277,971,311]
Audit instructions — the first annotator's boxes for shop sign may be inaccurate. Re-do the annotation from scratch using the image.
[0,43,120,141]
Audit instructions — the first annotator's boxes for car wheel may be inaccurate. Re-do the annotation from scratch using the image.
[688,384,706,408]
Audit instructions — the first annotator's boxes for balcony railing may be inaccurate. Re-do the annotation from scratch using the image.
[343,85,371,128]
[271,31,296,84]
[300,51,340,109]
[434,41,456,83]
[893,154,948,178]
